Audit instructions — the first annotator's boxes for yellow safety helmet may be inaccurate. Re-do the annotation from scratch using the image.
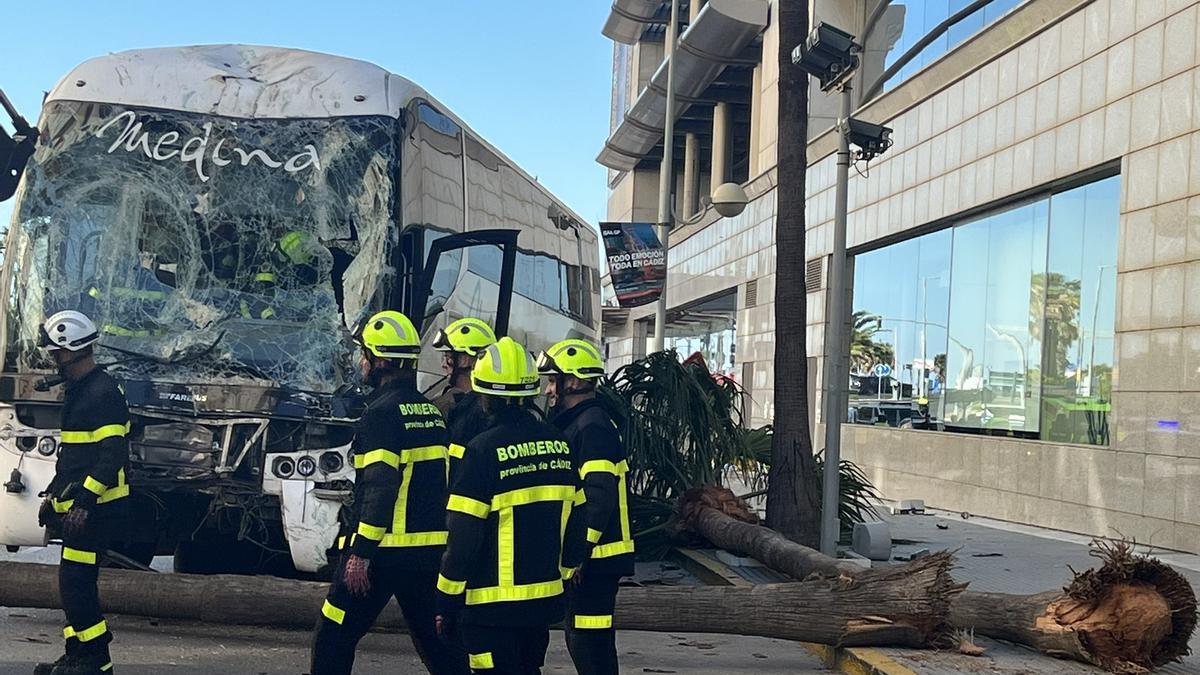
[472,337,540,397]
[278,230,319,265]
[432,317,497,356]
[358,310,420,360]
[537,339,605,380]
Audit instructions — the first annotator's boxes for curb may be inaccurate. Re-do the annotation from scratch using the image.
[669,547,917,675]
[799,643,918,675]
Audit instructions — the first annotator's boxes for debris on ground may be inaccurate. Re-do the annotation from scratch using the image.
[954,628,987,657]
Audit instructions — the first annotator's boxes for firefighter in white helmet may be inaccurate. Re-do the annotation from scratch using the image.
[35,310,131,675]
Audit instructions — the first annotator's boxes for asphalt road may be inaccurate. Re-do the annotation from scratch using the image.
[0,547,830,674]
[0,607,830,675]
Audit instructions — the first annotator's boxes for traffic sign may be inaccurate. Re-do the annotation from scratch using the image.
[872,363,892,378]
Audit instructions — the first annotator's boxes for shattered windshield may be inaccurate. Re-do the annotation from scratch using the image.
[2,101,398,393]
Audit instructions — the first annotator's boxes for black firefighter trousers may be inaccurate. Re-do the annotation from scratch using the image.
[564,573,622,675]
[311,558,468,675]
[460,623,551,675]
[58,525,114,665]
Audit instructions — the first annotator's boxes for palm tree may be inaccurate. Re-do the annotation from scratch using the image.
[767,0,822,547]
[1029,272,1082,384]
[849,310,893,374]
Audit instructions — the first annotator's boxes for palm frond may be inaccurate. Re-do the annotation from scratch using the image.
[600,351,883,548]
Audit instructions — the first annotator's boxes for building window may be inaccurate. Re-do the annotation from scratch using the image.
[665,291,738,377]
[849,174,1119,445]
[612,42,633,132]
[871,0,1025,93]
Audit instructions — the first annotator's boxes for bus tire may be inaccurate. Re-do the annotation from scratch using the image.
[173,541,224,575]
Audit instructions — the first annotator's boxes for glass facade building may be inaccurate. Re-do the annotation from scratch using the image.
[600,0,1200,555]
[878,0,1025,91]
[851,175,1119,445]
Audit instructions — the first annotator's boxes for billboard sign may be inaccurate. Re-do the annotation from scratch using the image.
[601,222,665,308]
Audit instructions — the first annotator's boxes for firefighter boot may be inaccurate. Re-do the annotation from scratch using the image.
[34,654,76,675]
[36,632,80,675]
[50,647,111,675]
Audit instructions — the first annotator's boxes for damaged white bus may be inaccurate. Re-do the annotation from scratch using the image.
[0,45,600,575]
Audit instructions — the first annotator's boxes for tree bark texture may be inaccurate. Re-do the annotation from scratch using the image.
[768,0,822,549]
[0,556,960,649]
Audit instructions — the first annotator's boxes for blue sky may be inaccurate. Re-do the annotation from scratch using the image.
[0,0,614,228]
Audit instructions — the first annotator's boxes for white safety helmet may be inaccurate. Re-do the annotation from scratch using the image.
[39,311,100,352]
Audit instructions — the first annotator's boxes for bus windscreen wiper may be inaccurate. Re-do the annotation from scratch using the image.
[100,330,227,367]
[35,333,227,391]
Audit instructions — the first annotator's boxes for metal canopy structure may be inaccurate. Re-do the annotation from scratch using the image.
[603,0,673,44]
[598,0,769,172]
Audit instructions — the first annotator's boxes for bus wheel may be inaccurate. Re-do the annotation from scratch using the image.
[173,541,224,575]
[174,535,299,578]
[105,540,156,568]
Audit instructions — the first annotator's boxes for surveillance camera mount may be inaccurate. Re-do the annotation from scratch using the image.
[793,23,863,93]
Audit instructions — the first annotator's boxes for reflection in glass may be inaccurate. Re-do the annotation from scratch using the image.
[849,230,951,429]
[945,201,1048,433]
[849,175,1119,445]
[875,0,1026,93]
[665,292,737,377]
[1039,176,1119,445]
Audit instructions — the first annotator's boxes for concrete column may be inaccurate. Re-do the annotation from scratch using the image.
[683,133,701,217]
[634,319,650,360]
[681,0,706,216]
[711,101,730,193]
[749,64,763,178]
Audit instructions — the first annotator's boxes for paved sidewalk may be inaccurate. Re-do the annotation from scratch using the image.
[877,512,1200,675]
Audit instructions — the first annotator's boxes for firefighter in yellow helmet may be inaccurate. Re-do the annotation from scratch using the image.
[538,339,632,675]
[435,337,581,674]
[431,318,497,483]
[311,310,468,675]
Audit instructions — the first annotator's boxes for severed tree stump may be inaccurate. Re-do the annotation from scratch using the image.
[951,541,1197,673]
[677,486,1198,673]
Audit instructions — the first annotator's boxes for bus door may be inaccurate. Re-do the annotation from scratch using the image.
[409,228,518,389]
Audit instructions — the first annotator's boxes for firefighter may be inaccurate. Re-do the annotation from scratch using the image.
[238,266,278,321]
[274,228,324,288]
[538,339,634,675]
[310,310,469,675]
[430,318,497,482]
[435,337,581,675]
[35,311,131,675]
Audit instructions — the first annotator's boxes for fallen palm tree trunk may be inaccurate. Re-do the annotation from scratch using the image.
[0,553,962,649]
[3,499,1191,671]
[678,485,861,579]
[679,486,1198,673]
[0,562,350,630]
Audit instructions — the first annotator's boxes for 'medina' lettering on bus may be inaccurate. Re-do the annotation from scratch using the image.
[95,110,321,183]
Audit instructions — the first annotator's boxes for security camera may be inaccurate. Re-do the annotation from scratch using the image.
[710,182,749,218]
[846,118,893,161]
[792,23,862,92]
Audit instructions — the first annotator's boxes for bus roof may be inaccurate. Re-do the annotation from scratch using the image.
[45,44,593,230]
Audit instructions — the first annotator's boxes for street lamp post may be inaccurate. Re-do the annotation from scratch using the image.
[650,0,750,354]
[794,23,893,556]
[652,0,682,354]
